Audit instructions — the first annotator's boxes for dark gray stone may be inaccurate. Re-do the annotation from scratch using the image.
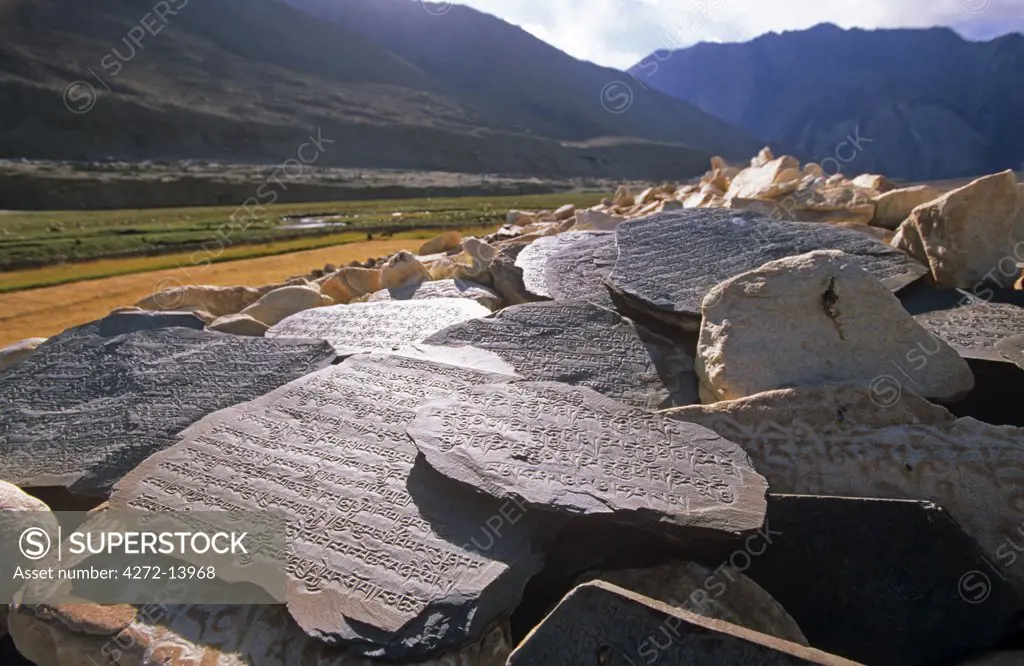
[998,334,1024,370]
[409,381,767,533]
[543,233,618,306]
[515,231,611,298]
[111,354,545,661]
[97,310,206,336]
[424,300,698,409]
[609,210,929,329]
[898,282,1024,362]
[265,299,490,355]
[0,323,335,496]
[507,581,858,666]
[727,495,1022,666]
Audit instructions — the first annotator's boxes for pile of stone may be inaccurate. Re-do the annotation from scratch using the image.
[2,165,1024,665]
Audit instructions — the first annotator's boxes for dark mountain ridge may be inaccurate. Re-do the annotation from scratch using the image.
[629,23,1024,180]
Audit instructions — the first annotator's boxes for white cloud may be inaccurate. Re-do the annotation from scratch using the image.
[453,0,1023,69]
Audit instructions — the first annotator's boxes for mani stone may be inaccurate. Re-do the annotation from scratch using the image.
[367,279,503,310]
[408,381,767,534]
[266,299,490,355]
[668,390,1024,593]
[8,603,512,666]
[515,231,611,299]
[96,310,206,336]
[608,209,928,330]
[542,233,618,306]
[578,560,808,645]
[998,334,1024,370]
[109,354,544,661]
[0,323,335,496]
[897,285,1024,363]
[696,251,973,403]
[507,581,859,666]
[424,300,698,410]
[724,495,1021,666]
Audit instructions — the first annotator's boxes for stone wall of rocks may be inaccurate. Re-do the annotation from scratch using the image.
[2,149,1024,665]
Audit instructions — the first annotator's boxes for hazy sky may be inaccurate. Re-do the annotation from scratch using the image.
[445,0,1023,69]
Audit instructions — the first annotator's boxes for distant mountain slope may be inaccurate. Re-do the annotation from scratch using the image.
[0,0,758,181]
[282,0,758,157]
[628,24,1024,180]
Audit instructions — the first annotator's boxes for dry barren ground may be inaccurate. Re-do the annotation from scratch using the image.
[0,238,417,345]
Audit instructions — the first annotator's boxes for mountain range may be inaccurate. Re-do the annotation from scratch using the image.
[629,23,1024,181]
[0,0,758,180]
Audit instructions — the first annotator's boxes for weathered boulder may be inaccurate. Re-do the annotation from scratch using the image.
[367,279,503,310]
[207,313,270,337]
[608,210,928,330]
[579,561,808,645]
[380,251,431,289]
[725,155,802,200]
[851,174,894,193]
[488,246,537,306]
[318,267,383,304]
[570,209,625,231]
[456,238,498,282]
[135,284,266,317]
[1,480,57,640]
[554,204,576,221]
[0,337,46,372]
[238,285,332,327]
[418,230,463,256]
[8,603,512,666]
[892,170,1021,288]
[871,185,943,230]
[696,251,973,402]
[424,300,698,409]
[267,299,490,356]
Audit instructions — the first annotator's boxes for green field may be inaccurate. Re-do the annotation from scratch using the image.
[0,192,604,273]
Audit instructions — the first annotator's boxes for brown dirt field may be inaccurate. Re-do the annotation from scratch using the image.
[0,238,417,346]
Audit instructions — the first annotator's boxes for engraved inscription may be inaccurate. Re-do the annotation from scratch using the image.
[409,381,766,533]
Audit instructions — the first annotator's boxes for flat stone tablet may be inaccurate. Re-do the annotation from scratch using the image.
[266,299,490,355]
[515,231,611,299]
[0,323,335,496]
[998,334,1024,370]
[409,381,767,533]
[508,581,859,666]
[110,354,544,661]
[609,210,928,329]
[669,394,1024,593]
[366,279,503,311]
[97,310,206,336]
[542,233,618,306]
[425,301,698,410]
[730,495,1022,666]
[897,284,1024,362]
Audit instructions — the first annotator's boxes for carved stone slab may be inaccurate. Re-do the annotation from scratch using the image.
[998,334,1024,370]
[97,310,206,336]
[731,495,1022,666]
[409,381,767,533]
[515,231,611,298]
[10,603,513,666]
[110,354,543,661]
[266,299,490,355]
[424,301,698,409]
[0,323,335,495]
[668,406,1024,593]
[894,287,1024,363]
[543,233,618,306]
[366,279,503,311]
[609,210,928,329]
[507,581,860,665]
